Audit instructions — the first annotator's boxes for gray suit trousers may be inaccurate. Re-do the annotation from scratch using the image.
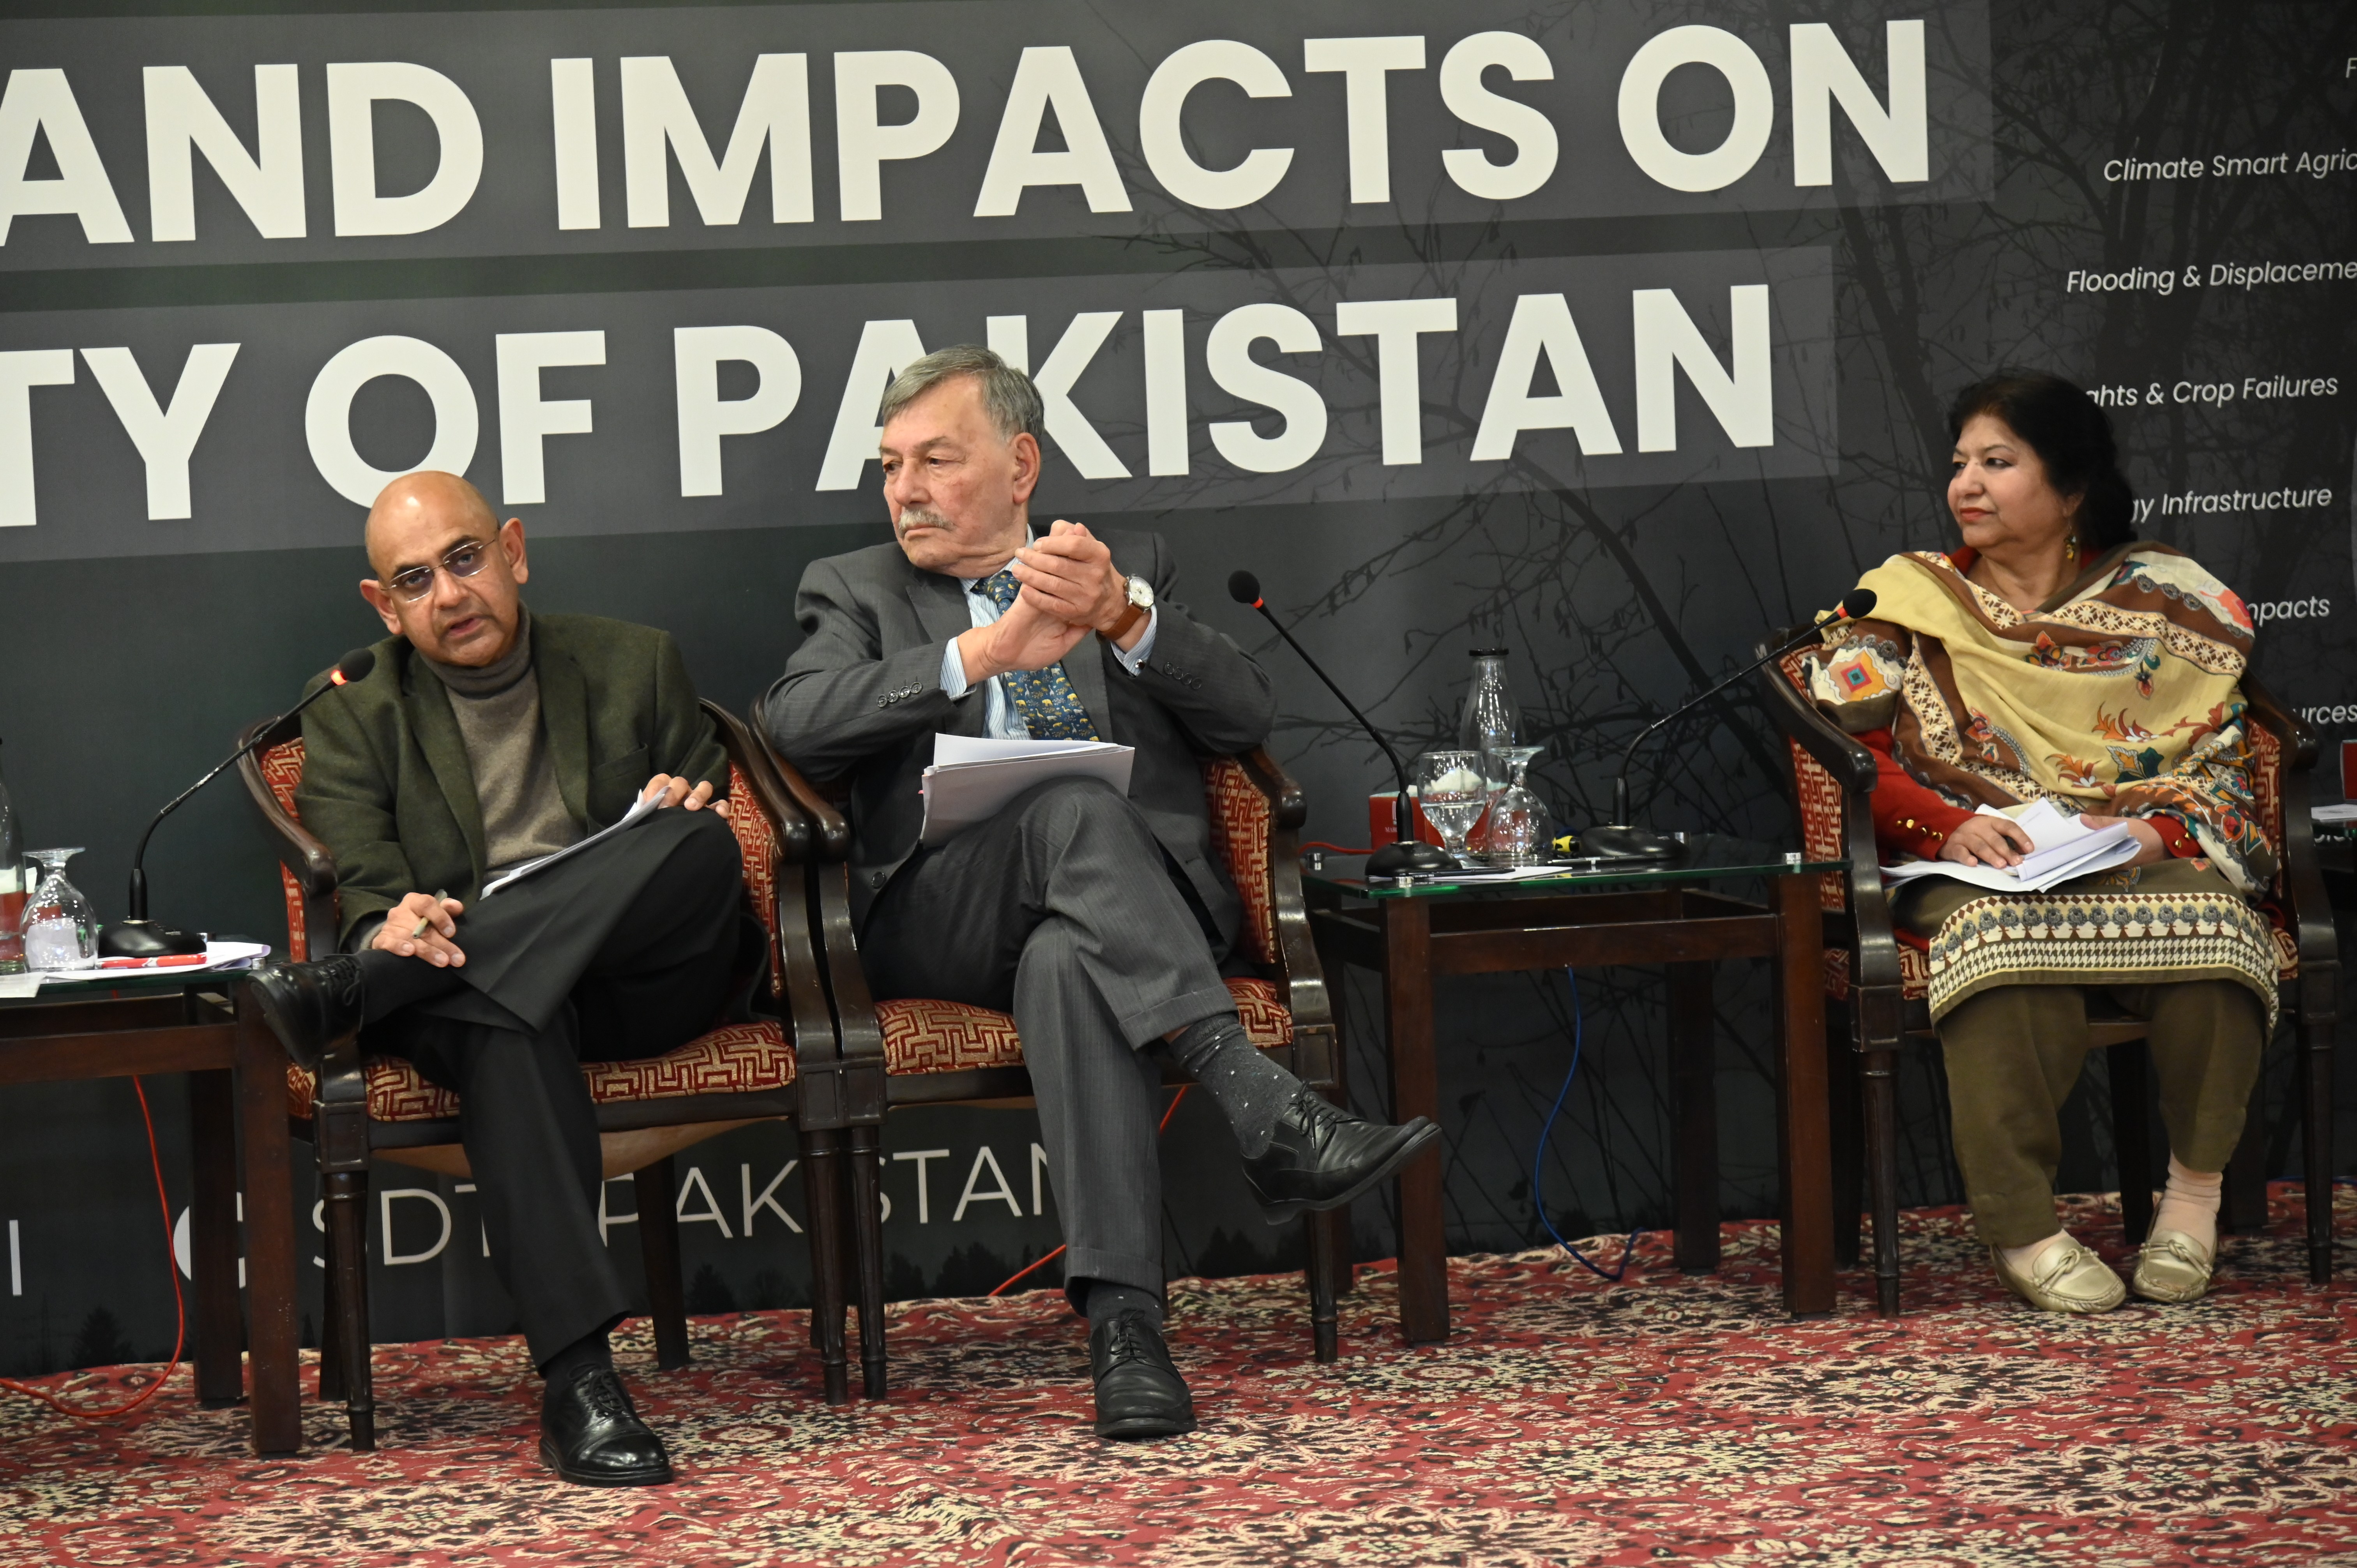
[859,777,1239,1301]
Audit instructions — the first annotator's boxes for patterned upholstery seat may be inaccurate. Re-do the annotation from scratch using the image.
[255,740,799,1119]
[870,758,1296,1076]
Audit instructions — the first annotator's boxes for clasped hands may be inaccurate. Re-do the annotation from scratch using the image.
[1937,811,2168,870]
[370,773,723,966]
[957,519,1137,685]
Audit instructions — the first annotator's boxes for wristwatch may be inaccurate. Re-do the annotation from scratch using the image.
[1099,574,1154,642]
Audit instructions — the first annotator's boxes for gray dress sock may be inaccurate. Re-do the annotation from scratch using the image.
[1085,1280,1164,1329]
[1164,1013,1303,1158]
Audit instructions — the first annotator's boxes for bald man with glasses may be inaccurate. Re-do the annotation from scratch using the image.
[248,470,754,1488]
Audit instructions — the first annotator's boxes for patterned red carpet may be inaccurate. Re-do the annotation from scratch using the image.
[2,1187,2352,1567]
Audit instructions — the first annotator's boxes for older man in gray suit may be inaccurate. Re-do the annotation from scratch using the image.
[761,346,1435,1439]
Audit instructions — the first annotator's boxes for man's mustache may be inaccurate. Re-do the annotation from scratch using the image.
[895,507,951,534]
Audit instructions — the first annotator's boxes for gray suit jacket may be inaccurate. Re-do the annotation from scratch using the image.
[758,530,1276,935]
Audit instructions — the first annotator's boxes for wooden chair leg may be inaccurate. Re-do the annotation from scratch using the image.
[1861,1045,1903,1316]
[318,1211,345,1404]
[2108,1040,2154,1247]
[2301,1008,2336,1284]
[1303,1208,1345,1364]
[848,1125,888,1399]
[634,1157,691,1372]
[321,1166,375,1451]
[801,1129,850,1405]
[1827,1010,1863,1272]
[2221,1075,2269,1236]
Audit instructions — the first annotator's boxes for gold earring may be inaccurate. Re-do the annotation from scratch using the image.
[2065,534,2080,556]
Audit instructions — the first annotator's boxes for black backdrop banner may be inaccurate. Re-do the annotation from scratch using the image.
[0,0,2350,1376]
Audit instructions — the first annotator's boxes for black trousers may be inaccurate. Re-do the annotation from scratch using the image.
[860,777,1239,1305]
[364,809,746,1364]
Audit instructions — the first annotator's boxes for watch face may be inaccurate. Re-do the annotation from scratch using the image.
[1129,575,1155,608]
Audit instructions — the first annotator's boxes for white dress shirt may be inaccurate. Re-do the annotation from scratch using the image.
[937,546,1158,739]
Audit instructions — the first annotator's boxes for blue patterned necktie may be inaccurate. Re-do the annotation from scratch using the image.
[975,569,1101,740]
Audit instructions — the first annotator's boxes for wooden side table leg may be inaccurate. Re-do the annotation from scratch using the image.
[234,990,302,1455]
[187,1068,245,1407]
[1667,962,1719,1273]
[1383,898,1448,1344]
[1774,874,1836,1317]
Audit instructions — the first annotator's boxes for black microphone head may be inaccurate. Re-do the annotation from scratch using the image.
[1838,589,1878,621]
[330,647,377,686]
[1227,570,1263,607]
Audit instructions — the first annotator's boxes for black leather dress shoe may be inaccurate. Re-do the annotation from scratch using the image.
[1241,1089,1440,1224]
[1089,1310,1195,1440]
[247,955,366,1069]
[540,1367,674,1486]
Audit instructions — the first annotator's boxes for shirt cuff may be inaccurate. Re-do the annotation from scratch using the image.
[940,638,972,700]
[1110,607,1159,675]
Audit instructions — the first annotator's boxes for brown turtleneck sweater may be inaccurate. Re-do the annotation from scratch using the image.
[417,608,580,875]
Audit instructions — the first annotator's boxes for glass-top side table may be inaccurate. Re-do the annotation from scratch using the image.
[1307,833,1846,899]
[1302,834,1852,1338]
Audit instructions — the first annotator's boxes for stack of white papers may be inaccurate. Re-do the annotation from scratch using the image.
[2311,803,2357,823]
[920,735,1136,846]
[1881,798,2141,893]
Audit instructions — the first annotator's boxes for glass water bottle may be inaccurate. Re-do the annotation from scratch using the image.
[1458,650,1516,857]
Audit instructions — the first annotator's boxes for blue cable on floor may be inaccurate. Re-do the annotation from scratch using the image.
[1532,966,1644,1282]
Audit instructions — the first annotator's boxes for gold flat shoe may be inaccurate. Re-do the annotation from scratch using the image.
[2130,1229,2216,1304]
[1989,1236,2125,1314]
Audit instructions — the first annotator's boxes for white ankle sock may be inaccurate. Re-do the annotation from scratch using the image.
[2000,1231,2071,1275]
[2151,1157,2222,1253]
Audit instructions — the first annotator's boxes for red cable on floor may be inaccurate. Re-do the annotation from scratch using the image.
[0,1077,186,1420]
[1299,841,1373,856]
[988,1084,1192,1297]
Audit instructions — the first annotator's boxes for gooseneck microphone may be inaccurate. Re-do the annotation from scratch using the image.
[100,648,378,959]
[1228,571,1457,879]
[1583,591,1877,861]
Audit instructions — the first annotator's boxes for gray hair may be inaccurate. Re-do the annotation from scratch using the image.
[878,344,1043,445]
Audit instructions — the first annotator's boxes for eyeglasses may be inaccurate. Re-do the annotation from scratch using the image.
[382,540,491,603]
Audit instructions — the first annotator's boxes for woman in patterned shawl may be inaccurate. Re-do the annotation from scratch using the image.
[1806,372,2272,1316]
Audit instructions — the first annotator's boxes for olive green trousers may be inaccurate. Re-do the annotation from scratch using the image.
[1936,979,2265,1248]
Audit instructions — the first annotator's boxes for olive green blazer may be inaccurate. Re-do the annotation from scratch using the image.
[294,612,730,952]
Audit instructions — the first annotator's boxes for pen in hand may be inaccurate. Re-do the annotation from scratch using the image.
[409,890,450,941]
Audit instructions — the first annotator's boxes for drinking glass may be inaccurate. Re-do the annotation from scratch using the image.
[1414,751,1488,860]
[1481,745,1548,865]
[20,848,99,972]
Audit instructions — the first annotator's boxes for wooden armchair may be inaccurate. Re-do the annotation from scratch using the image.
[235,699,859,1448]
[754,733,1352,1398]
[1757,638,2338,1314]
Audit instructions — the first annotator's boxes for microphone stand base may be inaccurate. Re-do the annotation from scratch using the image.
[99,919,206,959]
[1579,825,1687,862]
[1366,841,1459,879]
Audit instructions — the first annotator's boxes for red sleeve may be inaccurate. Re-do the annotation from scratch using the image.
[1859,728,1974,860]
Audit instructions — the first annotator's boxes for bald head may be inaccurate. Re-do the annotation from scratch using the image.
[358,470,530,667]
[366,471,498,578]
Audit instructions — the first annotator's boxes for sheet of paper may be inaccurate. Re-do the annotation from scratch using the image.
[0,972,42,998]
[920,740,1136,845]
[933,734,1125,769]
[484,789,660,896]
[34,940,273,985]
[2312,803,2357,823]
